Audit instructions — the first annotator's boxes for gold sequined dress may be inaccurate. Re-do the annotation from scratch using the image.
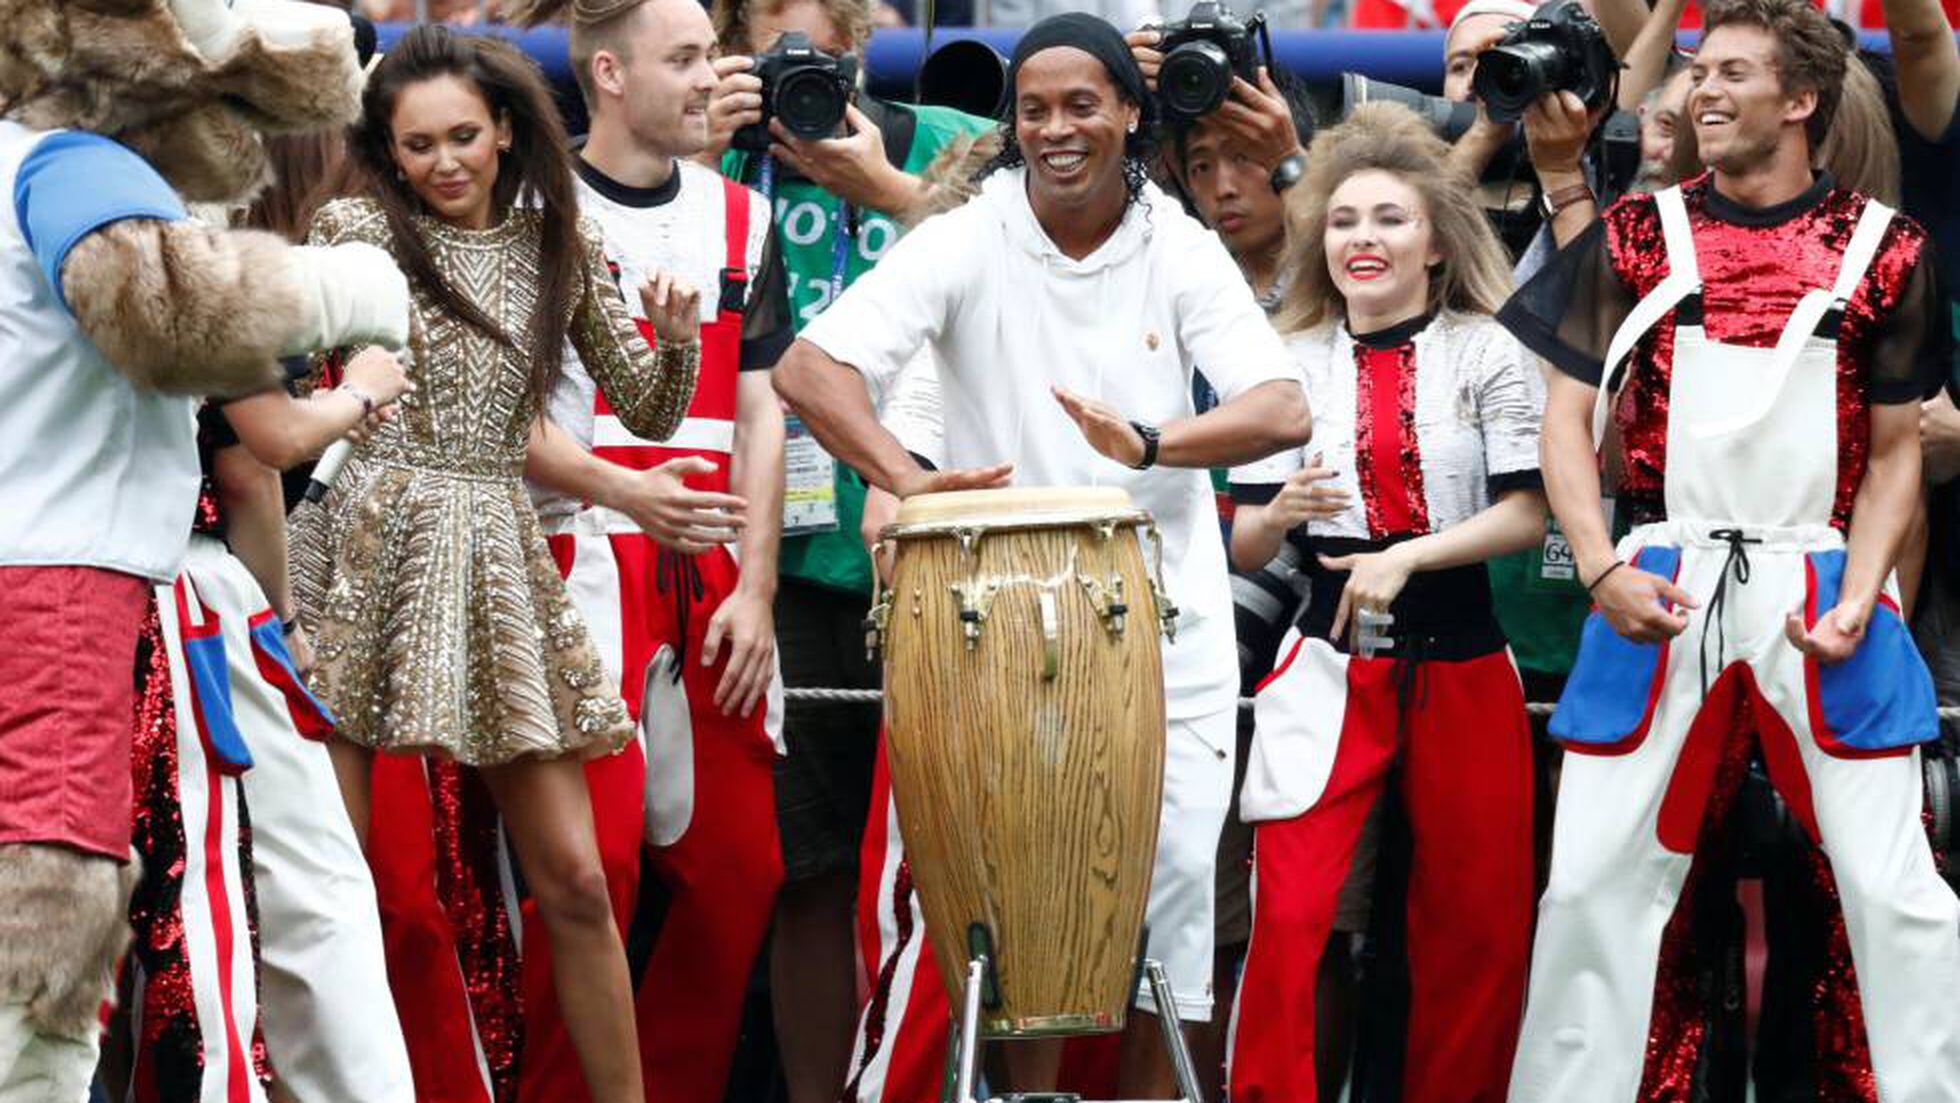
[291,197,697,765]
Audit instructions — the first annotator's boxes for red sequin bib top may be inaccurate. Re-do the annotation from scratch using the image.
[1601,177,1932,530]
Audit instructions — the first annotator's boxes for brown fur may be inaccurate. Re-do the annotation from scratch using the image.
[0,0,361,203]
[121,101,272,203]
[64,220,300,396]
[902,127,1002,229]
[0,845,138,1041]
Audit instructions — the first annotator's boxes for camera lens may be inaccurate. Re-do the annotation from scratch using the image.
[776,66,848,139]
[1471,40,1566,124]
[1159,40,1233,121]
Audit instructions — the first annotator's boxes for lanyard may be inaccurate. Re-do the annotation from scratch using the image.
[755,154,855,302]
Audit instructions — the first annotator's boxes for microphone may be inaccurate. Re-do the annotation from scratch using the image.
[305,439,354,504]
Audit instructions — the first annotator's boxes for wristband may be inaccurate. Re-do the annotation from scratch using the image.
[281,615,301,637]
[1540,181,1596,218]
[340,383,376,418]
[1585,560,1624,593]
[1128,421,1161,470]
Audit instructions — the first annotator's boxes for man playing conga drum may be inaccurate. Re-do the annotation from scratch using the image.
[772,13,1310,1095]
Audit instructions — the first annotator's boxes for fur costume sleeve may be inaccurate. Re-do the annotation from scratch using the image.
[53,166,408,398]
[568,214,698,441]
[62,221,300,396]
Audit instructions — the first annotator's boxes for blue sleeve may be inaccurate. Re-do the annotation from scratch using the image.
[13,131,187,308]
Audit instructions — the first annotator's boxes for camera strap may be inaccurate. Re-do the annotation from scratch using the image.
[757,154,856,303]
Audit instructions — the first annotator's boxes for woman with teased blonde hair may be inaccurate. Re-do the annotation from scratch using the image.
[1226,102,1546,1103]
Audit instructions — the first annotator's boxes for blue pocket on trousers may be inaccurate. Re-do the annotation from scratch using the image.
[1806,549,1937,756]
[1550,545,1680,753]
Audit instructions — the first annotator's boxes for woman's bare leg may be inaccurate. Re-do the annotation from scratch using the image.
[326,739,374,844]
[481,756,643,1103]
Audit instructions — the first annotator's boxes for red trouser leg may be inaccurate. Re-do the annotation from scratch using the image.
[366,756,500,1103]
[627,544,784,1103]
[514,742,646,1103]
[1400,652,1535,1103]
[635,662,783,1103]
[840,736,950,1103]
[1229,657,1399,1103]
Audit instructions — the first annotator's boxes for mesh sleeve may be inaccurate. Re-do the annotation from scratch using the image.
[1868,245,1952,404]
[739,230,794,371]
[1494,219,1636,387]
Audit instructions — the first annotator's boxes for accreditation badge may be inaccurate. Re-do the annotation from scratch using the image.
[783,414,839,536]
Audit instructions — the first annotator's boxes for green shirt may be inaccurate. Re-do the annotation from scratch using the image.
[1489,512,1631,678]
[724,100,996,596]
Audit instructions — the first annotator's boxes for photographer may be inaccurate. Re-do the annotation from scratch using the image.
[1444,0,1620,260]
[699,2,997,1100]
[1443,0,1540,219]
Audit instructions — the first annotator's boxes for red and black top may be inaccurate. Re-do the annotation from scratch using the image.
[1499,172,1949,532]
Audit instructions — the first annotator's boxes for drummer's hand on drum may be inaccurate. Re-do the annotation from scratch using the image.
[705,586,776,717]
[1052,385,1149,467]
[1321,544,1417,648]
[890,463,1014,499]
[1266,454,1350,526]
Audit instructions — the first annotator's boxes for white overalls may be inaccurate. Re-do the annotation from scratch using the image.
[1510,187,1960,1102]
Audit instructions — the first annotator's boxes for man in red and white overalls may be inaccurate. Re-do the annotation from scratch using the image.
[518,2,792,1101]
[1500,1,1960,1098]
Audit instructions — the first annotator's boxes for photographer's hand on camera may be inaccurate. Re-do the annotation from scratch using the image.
[702,54,764,164]
[768,103,926,220]
[1523,90,1601,244]
[1217,68,1307,172]
[1128,28,1165,87]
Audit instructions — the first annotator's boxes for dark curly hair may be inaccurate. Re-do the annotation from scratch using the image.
[1702,0,1849,148]
[979,83,1159,209]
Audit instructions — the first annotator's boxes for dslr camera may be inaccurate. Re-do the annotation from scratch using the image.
[1154,1,1272,124]
[732,31,858,154]
[1469,0,1618,124]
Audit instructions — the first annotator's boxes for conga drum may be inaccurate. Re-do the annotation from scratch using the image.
[872,486,1172,1036]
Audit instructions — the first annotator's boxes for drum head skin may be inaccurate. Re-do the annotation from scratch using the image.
[893,486,1137,526]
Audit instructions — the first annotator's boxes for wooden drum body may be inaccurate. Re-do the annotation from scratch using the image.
[872,486,1172,1037]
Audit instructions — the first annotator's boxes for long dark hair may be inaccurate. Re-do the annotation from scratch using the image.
[246,132,347,243]
[346,24,581,408]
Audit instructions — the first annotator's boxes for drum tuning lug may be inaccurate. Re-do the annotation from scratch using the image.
[1154,584,1180,643]
[1075,573,1131,636]
[863,591,894,662]
[1038,588,1061,680]
[955,526,982,558]
[950,581,999,648]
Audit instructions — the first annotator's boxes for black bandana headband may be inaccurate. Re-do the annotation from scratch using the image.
[1005,12,1154,128]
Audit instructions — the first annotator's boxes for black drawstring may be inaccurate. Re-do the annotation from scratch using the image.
[1391,634,1432,743]
[1700,528,1761,695]
[655,547,707,679]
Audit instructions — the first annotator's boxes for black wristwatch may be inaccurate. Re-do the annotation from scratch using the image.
[1129,421,1161,470]
[1269,151,1307,195]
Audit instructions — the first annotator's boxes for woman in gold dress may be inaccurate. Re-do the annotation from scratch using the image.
[292,26,696,1102]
